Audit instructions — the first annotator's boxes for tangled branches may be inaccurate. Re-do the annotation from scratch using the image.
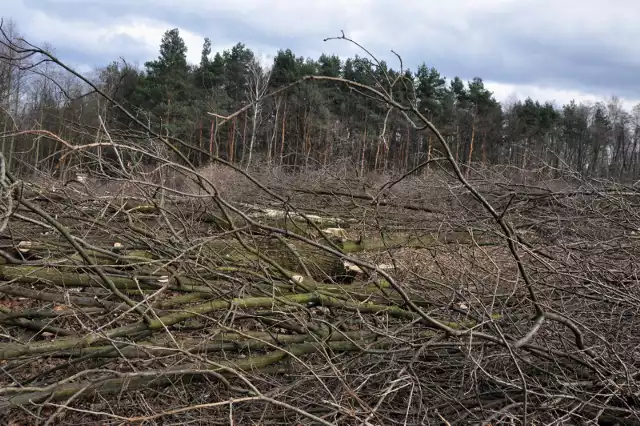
[0,27,639,425]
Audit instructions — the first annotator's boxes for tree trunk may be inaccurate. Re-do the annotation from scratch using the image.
[426,134,432,174]
[374,137,381,171]
[247,110,258,169]
[404,123,410,171]
[241,110,248,165]
[359,126,367,177]
[268,97,281,166]
[229,117,237,163]
[280,100,287,166]
[323,128,329,168]
[466,116,476,178]
[214,118,218,157]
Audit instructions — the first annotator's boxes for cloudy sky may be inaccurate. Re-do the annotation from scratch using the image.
[3,0,640,110]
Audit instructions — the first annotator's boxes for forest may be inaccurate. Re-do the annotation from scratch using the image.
[0,16,639,426]
[1,20,637,180]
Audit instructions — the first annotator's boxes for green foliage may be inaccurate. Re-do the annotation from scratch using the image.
[318,54,341,78]
[416,64,447,119]
[74,26,640,178]
[271,49,304,87]
[223,43,255,104]
[128,28,196,137]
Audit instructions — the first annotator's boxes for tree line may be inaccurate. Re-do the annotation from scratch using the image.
[1,18,639,181]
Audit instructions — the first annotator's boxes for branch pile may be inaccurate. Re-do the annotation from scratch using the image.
[0,30,638,425]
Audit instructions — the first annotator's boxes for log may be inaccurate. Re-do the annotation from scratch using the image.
[202,210,323,238]
[341,230,498,253]
[0,338,395,410]
[104,200,159,214]
[0,265,215,293]
[203,230,496,282]
[0,291,496,360]
[48,329,380,358]
[204,236,351,282]
[252,238,352,282]
[0,284,124,309]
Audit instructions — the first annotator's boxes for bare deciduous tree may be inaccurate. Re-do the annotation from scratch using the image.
[245,57,271,169]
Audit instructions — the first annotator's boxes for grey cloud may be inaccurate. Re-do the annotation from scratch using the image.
[4,0,640,102]
[348,0,640,100]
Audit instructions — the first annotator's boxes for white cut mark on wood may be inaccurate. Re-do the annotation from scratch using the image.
[376,264,394,270]
[239,203,346,225]
[322,227,348,240]
[343,261,363,274]
[17,241,32,253]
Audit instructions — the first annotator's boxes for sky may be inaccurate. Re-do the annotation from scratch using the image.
[3,0,640,110]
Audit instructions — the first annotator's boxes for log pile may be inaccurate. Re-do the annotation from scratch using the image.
[0,173,638,425]
[0,179,502,423]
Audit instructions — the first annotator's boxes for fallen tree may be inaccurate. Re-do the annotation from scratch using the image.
[0,29,638,426]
